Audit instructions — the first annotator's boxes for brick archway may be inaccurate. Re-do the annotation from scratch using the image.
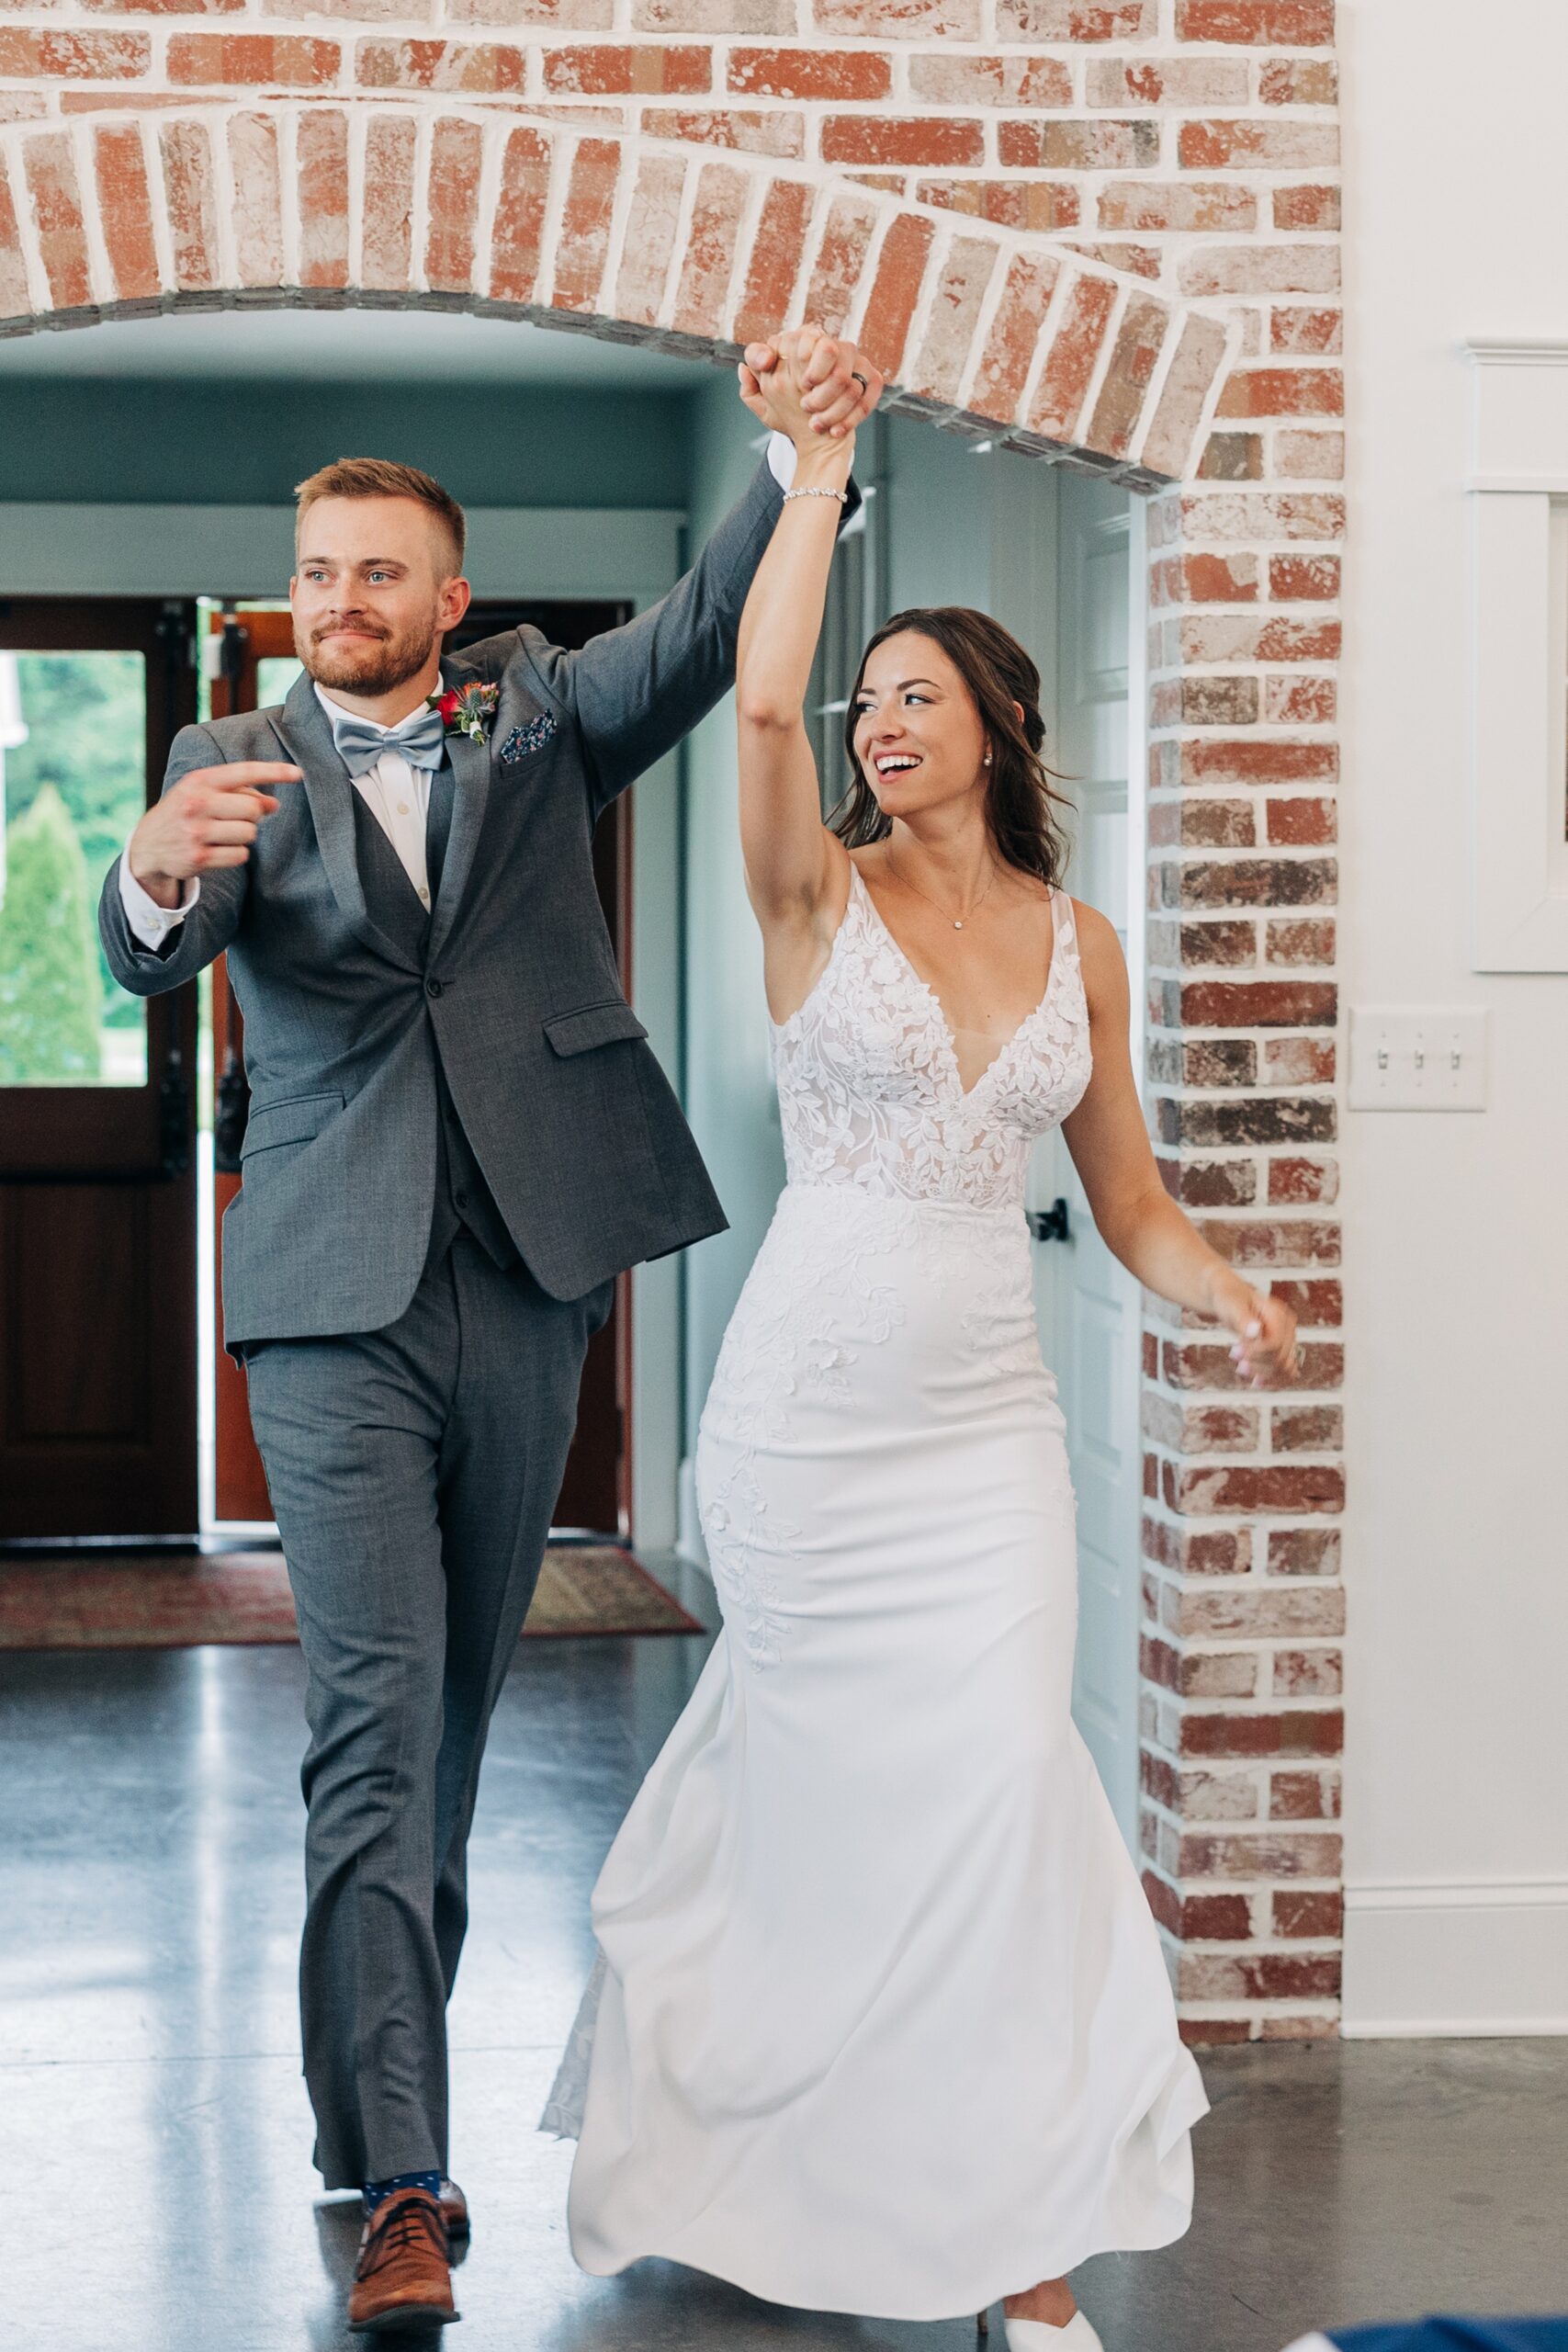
[0,102,1226,480]
[0,43,1345,2044]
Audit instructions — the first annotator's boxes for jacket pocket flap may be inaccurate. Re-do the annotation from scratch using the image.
[544,1001,649,1057]
[242,1091,344,1157]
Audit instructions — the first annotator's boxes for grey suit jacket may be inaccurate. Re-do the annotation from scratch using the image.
[99,458,796,1345]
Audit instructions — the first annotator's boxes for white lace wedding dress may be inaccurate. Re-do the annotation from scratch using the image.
[544,865,1208,2319]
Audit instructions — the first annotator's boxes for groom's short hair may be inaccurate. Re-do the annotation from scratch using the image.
[294,458,468,577]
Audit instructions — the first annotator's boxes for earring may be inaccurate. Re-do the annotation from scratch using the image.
[983,752,991,766]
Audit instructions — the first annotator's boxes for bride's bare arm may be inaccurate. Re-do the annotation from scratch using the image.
[734,333,860,1012]
[1063,902,1300,1388]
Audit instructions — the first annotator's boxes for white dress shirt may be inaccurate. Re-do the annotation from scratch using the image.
[118,434,800,951]
[317,688,436,908]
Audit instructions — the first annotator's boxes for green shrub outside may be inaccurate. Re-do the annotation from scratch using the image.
[3,650,146,1037]
[0,781,103,1083]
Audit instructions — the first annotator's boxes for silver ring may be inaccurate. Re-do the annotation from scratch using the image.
[851,370,869,391]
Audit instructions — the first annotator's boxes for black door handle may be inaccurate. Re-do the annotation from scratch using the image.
[1027,1197,1070,1243]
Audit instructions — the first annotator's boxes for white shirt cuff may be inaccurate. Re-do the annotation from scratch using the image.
[119,847,197,948]
[767,431,797,492]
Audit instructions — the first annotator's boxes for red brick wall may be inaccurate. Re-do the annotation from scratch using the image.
[0,0,1343,2042]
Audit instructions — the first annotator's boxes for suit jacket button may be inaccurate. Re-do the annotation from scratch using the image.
[425,977,443,998]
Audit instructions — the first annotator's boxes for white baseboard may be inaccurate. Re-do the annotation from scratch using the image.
[675,1456,710,1575]
[1342,1874,1568,2037]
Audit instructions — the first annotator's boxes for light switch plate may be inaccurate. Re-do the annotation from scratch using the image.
[1348,1007,1489,1111]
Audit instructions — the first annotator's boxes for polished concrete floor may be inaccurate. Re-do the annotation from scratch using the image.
[4,1565,1565,2352]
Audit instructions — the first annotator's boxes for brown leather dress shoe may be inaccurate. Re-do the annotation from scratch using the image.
[439,2177,469,2245]
[348,2187,457,2334]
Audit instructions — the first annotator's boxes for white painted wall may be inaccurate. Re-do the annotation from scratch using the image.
[885,416,999,616]
[1340,0,1568,2030]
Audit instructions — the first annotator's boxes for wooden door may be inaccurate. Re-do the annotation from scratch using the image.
[207,601,634,1539]
[1028,474,1145,1849]
[206,608,298,1522]
[0,598,199,1538]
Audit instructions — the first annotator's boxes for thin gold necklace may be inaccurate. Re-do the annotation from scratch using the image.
[886,845,999,932]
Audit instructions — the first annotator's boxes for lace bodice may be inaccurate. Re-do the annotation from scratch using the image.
[771,865,1093,1213]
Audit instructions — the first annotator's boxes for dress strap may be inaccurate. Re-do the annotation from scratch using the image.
[842,857,881,944]
[1048,884,1081,975]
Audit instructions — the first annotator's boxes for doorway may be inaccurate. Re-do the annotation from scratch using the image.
[201,597,635,1541]
[0,598,199,1539]
[1030,469,1146,1851]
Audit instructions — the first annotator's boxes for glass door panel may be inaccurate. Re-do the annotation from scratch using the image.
[0,648,149,1088]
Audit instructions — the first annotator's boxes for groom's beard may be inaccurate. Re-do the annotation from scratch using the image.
[299,611,441,696]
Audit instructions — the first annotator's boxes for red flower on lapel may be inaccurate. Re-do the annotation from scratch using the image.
[428,681,500,747]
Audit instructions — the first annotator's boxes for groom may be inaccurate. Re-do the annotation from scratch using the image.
[99,326,883,2333]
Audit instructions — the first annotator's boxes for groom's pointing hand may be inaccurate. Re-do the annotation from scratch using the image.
[129,759,303,908]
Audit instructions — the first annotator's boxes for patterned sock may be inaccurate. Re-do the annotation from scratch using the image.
[363,2169,443,2217]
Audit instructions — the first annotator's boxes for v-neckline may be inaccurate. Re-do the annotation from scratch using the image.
[852,864,1059,1103]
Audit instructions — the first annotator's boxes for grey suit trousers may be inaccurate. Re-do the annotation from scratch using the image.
[244,1234,612,2188]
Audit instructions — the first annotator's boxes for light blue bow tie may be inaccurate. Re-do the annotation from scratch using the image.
[330,705,447,779]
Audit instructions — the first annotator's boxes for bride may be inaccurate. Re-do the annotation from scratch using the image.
[547,335,1301,2345]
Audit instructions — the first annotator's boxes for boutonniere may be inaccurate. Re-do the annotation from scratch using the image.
[429,680,500,746]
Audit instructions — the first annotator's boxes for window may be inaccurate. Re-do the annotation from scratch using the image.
[0,648,149,1087]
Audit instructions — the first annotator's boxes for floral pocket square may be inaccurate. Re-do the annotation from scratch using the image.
[499,713,558,765]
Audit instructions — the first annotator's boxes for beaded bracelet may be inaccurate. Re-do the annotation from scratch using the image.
[781,485,849,506]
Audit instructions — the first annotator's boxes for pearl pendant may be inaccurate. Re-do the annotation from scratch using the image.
[953,918,964,930]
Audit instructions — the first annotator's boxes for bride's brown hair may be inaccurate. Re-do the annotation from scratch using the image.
[829,606,1073,891]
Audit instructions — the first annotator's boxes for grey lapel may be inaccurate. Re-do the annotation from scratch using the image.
[427,694,492,963]
[269,672,423,974]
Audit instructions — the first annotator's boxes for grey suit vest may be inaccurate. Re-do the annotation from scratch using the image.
[350,769,518,1273]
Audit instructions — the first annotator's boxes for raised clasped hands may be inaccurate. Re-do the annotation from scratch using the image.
[738,323,885,452]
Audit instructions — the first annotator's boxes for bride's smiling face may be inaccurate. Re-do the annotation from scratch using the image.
[850,632,989,820]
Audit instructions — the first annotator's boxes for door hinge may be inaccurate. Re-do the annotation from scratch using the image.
[158,1042,192,1180]
[159,600,198,673]
[219,613,250,706]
